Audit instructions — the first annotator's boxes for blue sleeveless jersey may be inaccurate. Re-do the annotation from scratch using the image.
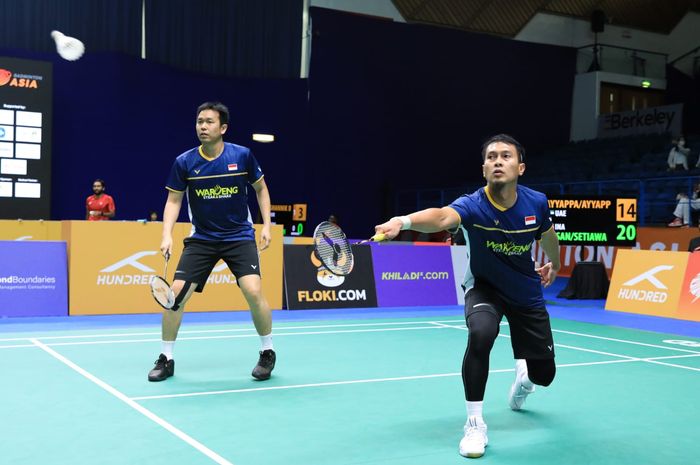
[448,185,553,309]
[166,143,263,241]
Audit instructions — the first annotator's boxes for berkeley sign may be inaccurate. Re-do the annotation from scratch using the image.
[598,104,682,138]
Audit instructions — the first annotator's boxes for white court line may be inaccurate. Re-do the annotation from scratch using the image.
[0,344,36,349]
[430,321,641,361]
[432,321,700,355]
[30,339,235,465]
[430,321,700,372]
[551,328,700,355]
[0,319,458,342]
[644,359,700,372]
[134,356,692,402]
[2,325,448,349]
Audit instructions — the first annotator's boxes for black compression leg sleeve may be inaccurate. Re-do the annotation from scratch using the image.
[462,310,501,401]
[526,359,556,386]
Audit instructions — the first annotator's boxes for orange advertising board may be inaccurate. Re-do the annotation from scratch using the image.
[606,249,689,318]
[0,220,61,241]
[533,226,700,278]
[64,221,283,315]
[676,252,700,321]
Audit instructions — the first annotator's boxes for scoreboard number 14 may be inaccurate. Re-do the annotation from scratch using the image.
[616,198,637,241]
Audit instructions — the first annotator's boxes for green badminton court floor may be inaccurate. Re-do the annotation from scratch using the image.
[2,314,699,465]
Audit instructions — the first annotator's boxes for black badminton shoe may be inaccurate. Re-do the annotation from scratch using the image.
[251,349,276,380]
[148,353,174,382]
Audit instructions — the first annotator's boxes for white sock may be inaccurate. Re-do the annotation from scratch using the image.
[260,333,274,351]
[521,374,535,390]
[466,401,483,420]
[519,360,535,389]
[162,340,175,360]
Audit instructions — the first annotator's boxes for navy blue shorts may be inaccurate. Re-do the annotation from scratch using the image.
[465,281,555,359]
[174,238,260,292]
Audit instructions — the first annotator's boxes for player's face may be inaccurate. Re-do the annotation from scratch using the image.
[196,109,228,144]
[92,182,104,195]
[482,142,525,185]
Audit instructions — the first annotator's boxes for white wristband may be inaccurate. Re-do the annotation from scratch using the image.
[394,215,412,230]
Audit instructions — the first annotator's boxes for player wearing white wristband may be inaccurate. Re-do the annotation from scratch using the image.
[375,134,561,458]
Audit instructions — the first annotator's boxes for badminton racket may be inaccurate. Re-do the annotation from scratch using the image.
[150,252,175,310]
[312,221,385,276]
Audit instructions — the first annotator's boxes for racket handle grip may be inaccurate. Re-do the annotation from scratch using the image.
[371,233,386,242]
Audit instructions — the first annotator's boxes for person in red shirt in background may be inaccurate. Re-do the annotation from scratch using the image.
[85,179,115,221]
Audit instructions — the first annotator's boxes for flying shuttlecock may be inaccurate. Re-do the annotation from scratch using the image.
[51,30,85,61]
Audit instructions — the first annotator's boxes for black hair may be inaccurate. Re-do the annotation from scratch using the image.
[481,134,525,163]
[93,178,105,187]
[196,101,229,126]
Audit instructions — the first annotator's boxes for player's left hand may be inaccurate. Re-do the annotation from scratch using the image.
[259,225,271,251]
[536,262,559,288]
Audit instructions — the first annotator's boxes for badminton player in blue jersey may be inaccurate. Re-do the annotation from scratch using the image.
[148,102,276,382]
[375,134,560,458]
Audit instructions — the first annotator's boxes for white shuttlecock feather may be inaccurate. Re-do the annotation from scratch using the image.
[51,30,85,61]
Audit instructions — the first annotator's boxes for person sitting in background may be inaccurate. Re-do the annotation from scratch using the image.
[328,214,339,226]
[667,136,690,171]
[668,183,700,227]
[149,211,158,222]
[86,179,115,221]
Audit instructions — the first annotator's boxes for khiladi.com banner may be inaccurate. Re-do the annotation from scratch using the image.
[283,245,378,309]
[372,244,457,307]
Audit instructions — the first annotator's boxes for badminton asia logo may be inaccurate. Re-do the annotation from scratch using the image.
[194,184,239,200]
[0,68,41,88]
[0,69,11,86]
[97,251,236,286]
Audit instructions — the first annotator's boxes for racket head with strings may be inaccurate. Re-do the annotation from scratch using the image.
[313,221,354,276]
[150,252,175,310]
[150,275,175,309]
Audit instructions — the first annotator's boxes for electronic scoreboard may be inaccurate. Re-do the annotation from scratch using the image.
[270,203,307,236]
[547,196,637,246]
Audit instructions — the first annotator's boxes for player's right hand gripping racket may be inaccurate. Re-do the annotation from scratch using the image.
[150,252,175,310]
[312,221,386,276]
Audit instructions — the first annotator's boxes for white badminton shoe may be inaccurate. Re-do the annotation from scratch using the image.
[459,416,488,458]
[508,359,535,410]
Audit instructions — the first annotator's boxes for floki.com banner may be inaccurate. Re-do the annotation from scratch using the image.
[284,245,378,309]
[372,245,457,307]
[606,249,700,322]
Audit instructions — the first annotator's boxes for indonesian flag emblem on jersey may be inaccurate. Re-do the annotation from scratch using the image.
[227,163,238,171]
[524,215,536,226]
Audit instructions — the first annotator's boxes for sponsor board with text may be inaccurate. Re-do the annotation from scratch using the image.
[65,221,283,315]
[532,226,700,278]
[283,245,377,309]
[606,249,688,318]
[676,252,700,322]
[372,244,457,307]
[0,240,67,316]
